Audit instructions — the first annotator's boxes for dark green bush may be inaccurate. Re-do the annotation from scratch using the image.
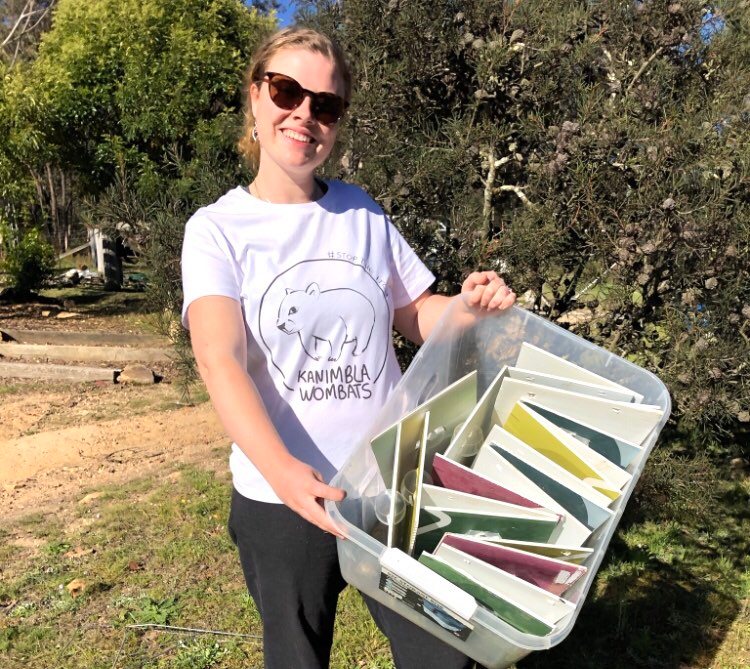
[304,0,750,455]
[0,225,56,296]
[627,447,722,526]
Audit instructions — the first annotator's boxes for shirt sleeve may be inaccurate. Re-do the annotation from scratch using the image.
[386,220,436,309]
[181,215,242,329]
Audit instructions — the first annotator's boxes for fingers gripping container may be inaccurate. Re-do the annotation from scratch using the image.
[325,301,671,669]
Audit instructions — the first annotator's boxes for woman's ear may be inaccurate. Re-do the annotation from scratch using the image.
[249,82,260,119]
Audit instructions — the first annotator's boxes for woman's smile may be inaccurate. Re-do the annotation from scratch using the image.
[281,128,317,145]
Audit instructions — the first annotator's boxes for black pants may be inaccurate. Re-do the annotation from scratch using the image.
[228,488,479,669]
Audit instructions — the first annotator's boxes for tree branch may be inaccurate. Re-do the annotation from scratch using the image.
[496,184,536,209]
[2,0,56,56]
[2,1,36,47]
[482,146,496,233]
[625,46,665,97]
[27,0,56,35]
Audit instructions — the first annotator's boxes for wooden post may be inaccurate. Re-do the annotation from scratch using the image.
[91,228,122,290]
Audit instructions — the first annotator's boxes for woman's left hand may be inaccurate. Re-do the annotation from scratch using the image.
[461,270,516,311]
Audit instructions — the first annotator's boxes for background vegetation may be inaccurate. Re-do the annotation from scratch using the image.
[0,1,748,667]
[3,0,747,450]
[303,0,750,457]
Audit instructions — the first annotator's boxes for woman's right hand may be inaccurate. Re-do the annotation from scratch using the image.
[187,296,347,539]
[266,454,347,538]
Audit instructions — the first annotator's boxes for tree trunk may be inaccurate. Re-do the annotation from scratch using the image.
[30,168,47,229]
[45,162,60,251]
[60,168,68,252]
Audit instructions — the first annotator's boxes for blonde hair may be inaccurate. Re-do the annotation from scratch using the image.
[238,27,352,170]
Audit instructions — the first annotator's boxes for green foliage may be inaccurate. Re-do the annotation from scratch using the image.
[21,0,273,189]
[0,0,275,263]
[628,448,722,526]
[43,540,72,556]
[306,0,750,452]
[120,595,180,625]
[141,128,251,389]
[148,639,229,669]
[0,225,56,294]
[0,61,40,225]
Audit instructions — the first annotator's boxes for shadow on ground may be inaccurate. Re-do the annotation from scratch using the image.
[519,481,750,669]
[0,284,151,322]
[59,287,150,317]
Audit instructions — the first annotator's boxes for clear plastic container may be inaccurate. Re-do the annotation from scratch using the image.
[325,300,671,668]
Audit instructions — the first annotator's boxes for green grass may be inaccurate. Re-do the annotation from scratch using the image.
[520,476,750,669]
[37,280,161,332]
[1,465,747,669]
[0,380,71,397]
[0,465,391,668]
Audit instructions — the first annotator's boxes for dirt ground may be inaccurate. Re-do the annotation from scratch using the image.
[0,379,227,522]
[0,289,234,522]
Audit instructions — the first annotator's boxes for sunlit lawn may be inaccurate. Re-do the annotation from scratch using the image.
[1,462,747,669]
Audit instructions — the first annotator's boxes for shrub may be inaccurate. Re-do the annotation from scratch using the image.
[0,225,56,296]
[306,0,750,454]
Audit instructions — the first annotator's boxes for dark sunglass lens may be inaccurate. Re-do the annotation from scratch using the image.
[268,75,303,109]
[266,73,346,124]
[313,94,345,125]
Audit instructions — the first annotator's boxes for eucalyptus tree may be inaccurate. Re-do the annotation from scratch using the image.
[0,0,273,252]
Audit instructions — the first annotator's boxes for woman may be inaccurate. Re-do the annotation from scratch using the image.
[181,26,514,669]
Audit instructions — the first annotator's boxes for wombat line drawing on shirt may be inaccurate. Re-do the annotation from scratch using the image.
[276,282,376,362]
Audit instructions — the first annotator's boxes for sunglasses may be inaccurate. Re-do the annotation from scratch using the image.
[259,72,349,125]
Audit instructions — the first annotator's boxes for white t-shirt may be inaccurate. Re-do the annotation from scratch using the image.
[181,180,435,502]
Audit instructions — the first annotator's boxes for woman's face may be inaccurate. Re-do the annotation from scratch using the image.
[250,48,345,182]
